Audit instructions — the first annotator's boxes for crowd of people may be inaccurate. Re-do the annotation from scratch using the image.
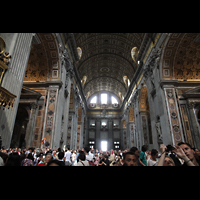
[0,142,200,166]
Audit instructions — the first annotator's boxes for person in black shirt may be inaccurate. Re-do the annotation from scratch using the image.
[103,154,110,166]
[98,153,109,166]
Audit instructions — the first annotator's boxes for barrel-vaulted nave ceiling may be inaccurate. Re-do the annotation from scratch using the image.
[74,33,145,100]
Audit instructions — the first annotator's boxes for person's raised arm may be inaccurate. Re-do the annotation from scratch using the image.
[157,144,167,166]
[172,145,195,166]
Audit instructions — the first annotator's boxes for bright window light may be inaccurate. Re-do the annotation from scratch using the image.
[112,96,118,104]
[101,93,107,104]
[102,122,106,126]
[91,96,97,103]
[101,141,107,151]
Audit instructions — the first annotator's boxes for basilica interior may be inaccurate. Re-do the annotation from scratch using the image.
[0,33,200,151]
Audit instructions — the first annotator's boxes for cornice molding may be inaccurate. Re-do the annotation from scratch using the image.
[63,33,79,62]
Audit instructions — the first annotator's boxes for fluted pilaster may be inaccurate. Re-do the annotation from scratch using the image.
[0,33,33,148]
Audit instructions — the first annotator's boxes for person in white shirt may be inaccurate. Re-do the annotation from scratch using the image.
[64,148,71,166]
[84,147,94,162]
[71,150,77,166]
[147,149,159,166]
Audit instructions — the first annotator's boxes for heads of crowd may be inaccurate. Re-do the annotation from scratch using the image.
[0,141,200,166]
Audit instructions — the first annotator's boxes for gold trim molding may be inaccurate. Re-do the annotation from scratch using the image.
[0,86,17,110]
[0,60,8,84]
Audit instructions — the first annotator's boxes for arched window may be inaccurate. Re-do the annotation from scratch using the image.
[111,96,118,104]
[90,96,97,103]
[112,96,118,108]
[101,93,107,104]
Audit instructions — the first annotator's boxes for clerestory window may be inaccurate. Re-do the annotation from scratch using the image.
[111,96,118,104]
[90,96,97,104]
[101,93,107,104]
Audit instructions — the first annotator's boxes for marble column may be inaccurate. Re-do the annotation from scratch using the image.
[72,102,79,150]
[52,64,66,149]
[140,111,150,147]
[133,93,142,150]
[42,86,59,149]
[0,33,33,148]
[70,90,79,150]
[84,117,89,148]
[119,117,124,150]
[108,119,113,150]
[125,113,130,149]
[143,77,159,150]
[163,87,184,145]
[129,122,135,147]
[25,103,38,147]
[186,101,200,148]
[58,47,74,149]
[79,107,85,149]
[62,79,72,148]
[51,85,63,149]
[68,111,75,149]
[95,119,101,150]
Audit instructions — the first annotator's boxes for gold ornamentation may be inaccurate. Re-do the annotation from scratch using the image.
[0,86,16,110]
[0,37,6,54]
[0,37,11,65]
[131,47,139,64]
[1,52,11,65]
[0,60,8,84]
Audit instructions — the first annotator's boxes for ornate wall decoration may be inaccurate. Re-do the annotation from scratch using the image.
[164,88,184,145]
[129,107,135,122]
[171,112,177,119]
[180,104,194,147]
[0,85,16,110]
[44,88,58,145]
[69,86,74,111]
[0,37,16,110]
[129,123,135,147]
[0,36,10,84]
[141,115,148,146]
[32,103,45,147]
[0,36,11,66]
[67,115,72,148]
[77,124,81,149]
[123,130,127,149]
[140,87,148,111]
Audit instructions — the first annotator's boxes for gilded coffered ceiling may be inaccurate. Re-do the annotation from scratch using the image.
[24,33,60,82]
[74,33,145,100]
[162,33,200,80]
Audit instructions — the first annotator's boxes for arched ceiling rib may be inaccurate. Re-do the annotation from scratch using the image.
[74,33,145,100]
